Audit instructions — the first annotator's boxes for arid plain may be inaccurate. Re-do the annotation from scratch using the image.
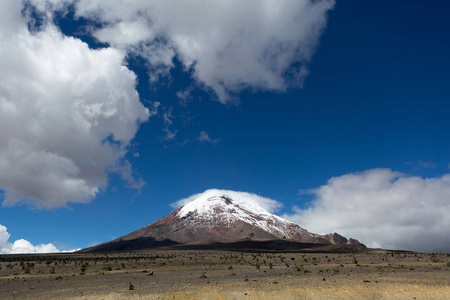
[1,249,449,299]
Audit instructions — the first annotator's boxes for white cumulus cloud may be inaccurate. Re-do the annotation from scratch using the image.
[73,0,335,102]
[283,169,450,253]
[0,224,76,254]
[0,1,149,208]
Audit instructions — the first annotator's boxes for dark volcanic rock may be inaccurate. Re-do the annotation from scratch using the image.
[321,233,365,247]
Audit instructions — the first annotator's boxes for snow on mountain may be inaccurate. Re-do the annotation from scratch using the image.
[174,189,282,216]
[175,189,309,239]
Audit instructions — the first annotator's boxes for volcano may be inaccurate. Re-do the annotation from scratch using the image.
[80,190,363,253]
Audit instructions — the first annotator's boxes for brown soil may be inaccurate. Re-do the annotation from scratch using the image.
[1,250,449,299]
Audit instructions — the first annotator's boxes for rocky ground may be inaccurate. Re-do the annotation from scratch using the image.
[1,250,449,299]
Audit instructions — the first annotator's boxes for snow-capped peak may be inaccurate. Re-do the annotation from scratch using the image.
[80,189,364,252]
[176,189,280,218]
[174,189,304,239]
[175,189,282,217]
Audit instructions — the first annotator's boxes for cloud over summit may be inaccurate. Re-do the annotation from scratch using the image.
[172,189,283,214]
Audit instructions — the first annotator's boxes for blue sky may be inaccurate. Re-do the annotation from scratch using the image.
[1,0,449,253]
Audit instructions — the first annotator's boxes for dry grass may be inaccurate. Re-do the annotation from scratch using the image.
[0,250,449,299]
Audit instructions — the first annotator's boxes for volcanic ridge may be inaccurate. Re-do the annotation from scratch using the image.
[80,190,364,253]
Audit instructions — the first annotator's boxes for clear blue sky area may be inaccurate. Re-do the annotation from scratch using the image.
[1,0,449,251]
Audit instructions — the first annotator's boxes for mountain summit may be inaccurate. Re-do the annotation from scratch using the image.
[81,189,363,252]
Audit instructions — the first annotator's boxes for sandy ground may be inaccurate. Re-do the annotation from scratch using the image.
[1,250,449,299]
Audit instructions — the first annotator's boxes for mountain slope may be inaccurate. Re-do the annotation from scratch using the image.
[81,190,363,252]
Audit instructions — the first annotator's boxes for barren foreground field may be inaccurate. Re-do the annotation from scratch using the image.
[1,250,449,299]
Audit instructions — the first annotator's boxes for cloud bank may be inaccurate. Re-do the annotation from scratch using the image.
[73,0,335,102]
[0,224,75,254]
[0,2,149,208]
[284,169,450,253]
